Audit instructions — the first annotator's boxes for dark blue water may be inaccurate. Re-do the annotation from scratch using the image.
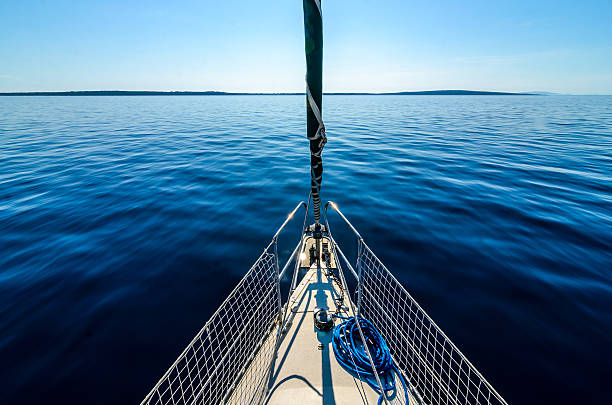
[1,95,610,404]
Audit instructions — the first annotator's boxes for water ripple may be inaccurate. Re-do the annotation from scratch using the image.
[0,95,611,405]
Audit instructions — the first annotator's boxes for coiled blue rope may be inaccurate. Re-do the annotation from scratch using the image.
[332,315,409,405]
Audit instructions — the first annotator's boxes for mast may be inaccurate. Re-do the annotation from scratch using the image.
[303,0,326,223]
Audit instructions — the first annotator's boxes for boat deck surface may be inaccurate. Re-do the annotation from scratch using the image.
[231,237,418,405]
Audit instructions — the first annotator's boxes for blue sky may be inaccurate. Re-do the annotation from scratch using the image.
[1,0,611,94]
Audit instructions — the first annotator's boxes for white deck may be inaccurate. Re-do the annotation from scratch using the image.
[231,237,418,405]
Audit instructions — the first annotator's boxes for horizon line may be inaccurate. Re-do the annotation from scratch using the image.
[0,89,547,96]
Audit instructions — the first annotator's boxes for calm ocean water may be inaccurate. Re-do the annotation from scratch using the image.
[0,95,610,404]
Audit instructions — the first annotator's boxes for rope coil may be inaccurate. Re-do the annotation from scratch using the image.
[332,316,409,405]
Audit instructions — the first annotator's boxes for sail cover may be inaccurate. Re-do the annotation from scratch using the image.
[303,0,326,221]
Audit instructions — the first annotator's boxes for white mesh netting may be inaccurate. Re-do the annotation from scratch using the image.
[141,251,279,405]
[357,241,508,405]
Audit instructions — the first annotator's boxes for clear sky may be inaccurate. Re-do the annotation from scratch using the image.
[1,0,611,94]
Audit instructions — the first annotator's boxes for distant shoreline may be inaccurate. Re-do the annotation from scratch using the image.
[0,90,538,96]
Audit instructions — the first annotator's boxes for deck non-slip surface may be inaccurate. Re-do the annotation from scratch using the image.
[263,263,415,405]
[228,236,416,405]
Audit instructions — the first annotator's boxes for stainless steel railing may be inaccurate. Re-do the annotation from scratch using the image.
[325,201,508,405]
[141,202,308,405]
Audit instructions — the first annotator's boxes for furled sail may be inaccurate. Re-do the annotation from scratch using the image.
[303,0,326,222]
